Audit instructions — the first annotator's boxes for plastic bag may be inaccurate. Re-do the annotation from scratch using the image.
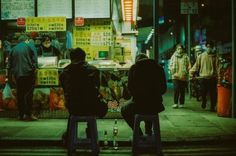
[2,87,17,110]
[2,83,13,100]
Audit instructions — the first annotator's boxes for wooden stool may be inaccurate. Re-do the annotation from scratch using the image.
[132,114,162,155]
[67,115,99,155]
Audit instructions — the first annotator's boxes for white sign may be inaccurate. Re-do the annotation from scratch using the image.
[1,0,35,20]
[75,0,110,18]
[38,0,72,18]
[181,0,198,14]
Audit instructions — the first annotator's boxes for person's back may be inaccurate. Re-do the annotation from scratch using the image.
[60,47,107,117]
[128,58,166,114]
[8,34,38,121]
[10,41,37,78]
[121,53,166,136]
[61,61,100,115]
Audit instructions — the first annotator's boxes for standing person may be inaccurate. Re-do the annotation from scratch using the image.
[169,44,191,108]
[121,53,167,136]
[8,34,38,121]
[190,41,218,111]
[38,35,61,59]
[60,47,108,139]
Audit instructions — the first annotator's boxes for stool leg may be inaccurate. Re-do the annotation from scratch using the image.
[132,115,142,154]
[153,116,162,155]
[89,119,99,155]
[67,117,77,155]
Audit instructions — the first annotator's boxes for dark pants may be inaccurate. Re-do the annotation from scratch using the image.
[121,99,153,135]
[16,74,35,117]
[173,79,187,105]
[199,78,217,109]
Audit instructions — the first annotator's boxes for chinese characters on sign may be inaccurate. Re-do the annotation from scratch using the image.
[74,20,112,47]
[36,69,59,86]
[73,20,113,61]
[26,17,66,32]
[180,0,198,14]
[1,0,35,20]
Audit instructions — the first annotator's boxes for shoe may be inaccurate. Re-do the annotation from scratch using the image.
[201,103,206,109]
[210,106,216,112]
[23,115,38,121]
[172,104,178,108]
[179,104,184,108]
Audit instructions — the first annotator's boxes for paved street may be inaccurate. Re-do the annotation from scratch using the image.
[0,90,236,155]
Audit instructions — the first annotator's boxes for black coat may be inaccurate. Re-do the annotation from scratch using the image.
[60,61,107,116]
[128,59,167,114]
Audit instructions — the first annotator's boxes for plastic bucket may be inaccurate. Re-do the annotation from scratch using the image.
[217,85,232,117]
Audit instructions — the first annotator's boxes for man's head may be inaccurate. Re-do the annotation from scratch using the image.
[205,40,215,54]
[18,34,29,42]
[135,53,148,63]
[70,47,86,62]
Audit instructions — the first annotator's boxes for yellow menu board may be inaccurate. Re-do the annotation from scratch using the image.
[26,17,66,32]
[73,20,113,61]
[36,68,59,86]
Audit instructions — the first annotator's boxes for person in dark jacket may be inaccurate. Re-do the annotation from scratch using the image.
[9,34,38,121]
[121,53,167,135]
[60,47,108,117]
[60,47,108,142]
[37,35,61,59]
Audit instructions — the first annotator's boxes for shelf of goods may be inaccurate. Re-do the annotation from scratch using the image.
[0,67,130,119]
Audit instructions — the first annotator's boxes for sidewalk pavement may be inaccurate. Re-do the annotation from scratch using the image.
[0,90,236,146]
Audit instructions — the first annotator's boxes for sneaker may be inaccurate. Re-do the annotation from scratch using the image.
[23,115,38,121]
[179,104,184,108]
[172,104,178,108]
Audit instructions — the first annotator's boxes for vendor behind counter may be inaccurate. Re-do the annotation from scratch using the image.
[37,35,61,59]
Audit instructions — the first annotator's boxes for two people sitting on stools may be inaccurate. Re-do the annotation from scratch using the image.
[60,48,166,145]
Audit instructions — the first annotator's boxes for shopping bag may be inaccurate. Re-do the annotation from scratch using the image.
[2,83,13,100]
[2,83,17,110]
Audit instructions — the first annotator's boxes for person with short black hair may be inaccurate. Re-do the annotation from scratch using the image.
[121,53,167,136]
[60,47,108,117]
[60,47,108,143]
[8,34,38,121]
[190,41,219,111]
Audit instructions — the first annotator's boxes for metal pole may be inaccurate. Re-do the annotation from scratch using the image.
[153,0,159,63]
[187,14,191,97]
[232,0,235,118]
[187,14,191,57]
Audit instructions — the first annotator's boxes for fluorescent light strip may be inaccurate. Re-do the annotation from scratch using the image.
[123,0,134,21]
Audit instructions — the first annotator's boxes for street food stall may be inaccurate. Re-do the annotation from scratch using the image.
[0,0,138,118]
